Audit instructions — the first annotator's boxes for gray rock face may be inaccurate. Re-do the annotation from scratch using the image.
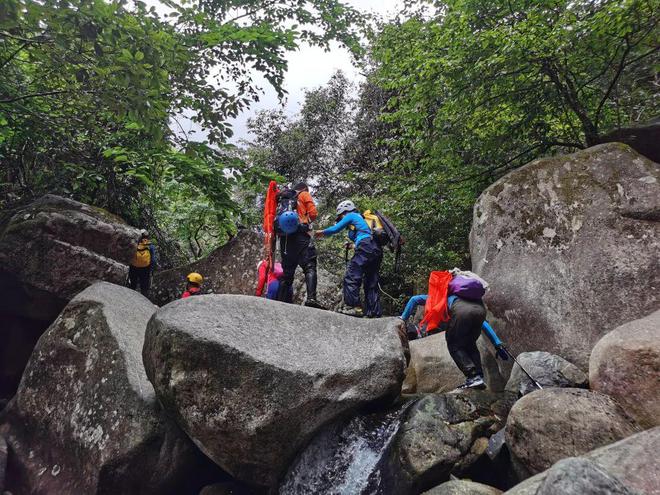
[505,388,639,478]
[471,143,660,368]
[535,457,635,495]
[142,295,406,488]
[0,282,200,494]
[150,229,342,309]
[407,333,466,393]
[505,427,660,495]
[0,195,140,403]
[390,390,516,492]
[0,195,139,320]
[423,480,503,494]
[590,309,660,429]
[505,351,588,397]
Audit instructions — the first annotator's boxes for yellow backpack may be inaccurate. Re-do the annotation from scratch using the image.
[132,243,151,268]
[362,210,389,246]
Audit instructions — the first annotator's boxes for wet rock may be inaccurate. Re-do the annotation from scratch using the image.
[143,295,406,488]
[505,388,639,478]
[389,390,517,493]
[471,143,660,369]
[0,282,201,494]
[150,229,342,309]
[535,457,635,495]
[505,351,588,397]
[423,479,503,494]
[0,195,140,403]
[590,309,660,429]
[505,427,659,494]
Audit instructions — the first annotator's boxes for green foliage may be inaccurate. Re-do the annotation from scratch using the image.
[364,0,659,282]
[0,0,366,262]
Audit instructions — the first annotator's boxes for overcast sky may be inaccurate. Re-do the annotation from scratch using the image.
[227,0,404,143]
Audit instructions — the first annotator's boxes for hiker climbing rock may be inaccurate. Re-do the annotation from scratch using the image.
[274,182,320,307]
[181,272,203,298]
[415,271,509,390]
[256,260,292,300]
[128,230,156,297]
[314,200,383,318]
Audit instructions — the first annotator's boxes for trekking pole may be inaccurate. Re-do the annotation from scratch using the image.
[502,346,543,390]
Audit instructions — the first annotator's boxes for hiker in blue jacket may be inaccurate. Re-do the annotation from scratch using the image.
[400,293,508,389]
[314,200,382,317]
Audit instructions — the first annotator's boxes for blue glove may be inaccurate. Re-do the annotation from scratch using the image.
[496,344,509,361]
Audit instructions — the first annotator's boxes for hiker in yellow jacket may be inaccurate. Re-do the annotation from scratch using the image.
[129,230,157,297]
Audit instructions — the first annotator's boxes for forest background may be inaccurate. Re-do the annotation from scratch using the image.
[1,0,658,303]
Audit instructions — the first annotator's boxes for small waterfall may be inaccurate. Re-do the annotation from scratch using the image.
[279,401,413,495]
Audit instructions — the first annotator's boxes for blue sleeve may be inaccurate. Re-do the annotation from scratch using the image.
[323,214,353,237]
[401,294,428,321]
[482,320,503,347]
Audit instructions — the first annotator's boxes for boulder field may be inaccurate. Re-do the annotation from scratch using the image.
[471,143,659,368]
[142,294,407,488]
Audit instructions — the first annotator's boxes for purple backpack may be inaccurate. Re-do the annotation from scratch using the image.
[448,275,485,301]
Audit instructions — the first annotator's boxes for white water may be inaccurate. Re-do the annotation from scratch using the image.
[279,402,412,495]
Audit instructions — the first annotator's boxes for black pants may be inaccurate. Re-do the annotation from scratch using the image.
[128,265,151,297]
[277,232,317,303]
[344,237,383,317]
[445,298,486,378]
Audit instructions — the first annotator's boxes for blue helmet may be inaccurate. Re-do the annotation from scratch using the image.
[278,211,299,234]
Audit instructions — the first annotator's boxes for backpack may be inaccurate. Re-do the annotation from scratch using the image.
[363,210,405,271]
[448,275,486,301]
[274,188,300,234]
[132,246,151,268]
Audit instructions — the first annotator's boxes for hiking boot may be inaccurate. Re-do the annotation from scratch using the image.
[339,306,364,317]
[455,375,486,391]
[304,298,325,310]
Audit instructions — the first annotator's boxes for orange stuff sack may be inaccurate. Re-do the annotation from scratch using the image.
[419,271,453,332]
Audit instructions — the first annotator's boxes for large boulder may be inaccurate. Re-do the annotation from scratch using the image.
[150,229,342,309]
[142,295,406,488]
[471,143,659,368]
[0,282,203,494]
[590,309,660,429]
[389,390,517,493]
[423,480,502,495]
[534,457,635,495]
[407,333,466,393]
[0,194,139,320]
[505,427,660,495]
[505,351,588,397]
[0,195,140,404]
[505,388,639,478]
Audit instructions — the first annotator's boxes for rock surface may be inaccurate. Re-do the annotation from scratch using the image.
[0,194,139,321]
[407,333,466,393]
[505,351,588,397]
[150,229,342,309]
[423,479,503,494]
[143,294,406,487]
[0,195,140,403]
[600,120,660,164]
[535,457,635,495]
[390,390,516,493]
[590,309,660,429]
[471,143,660,368]
[0,282,201,494]
[505,388,639,477]
[505,427,660,495]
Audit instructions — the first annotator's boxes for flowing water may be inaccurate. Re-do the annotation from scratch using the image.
[279,401,414,495]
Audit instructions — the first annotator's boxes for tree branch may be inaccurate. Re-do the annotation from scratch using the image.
[0,90,70,104]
